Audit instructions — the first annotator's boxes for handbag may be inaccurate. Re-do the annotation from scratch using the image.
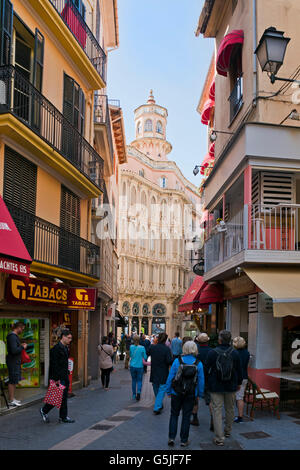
[43,380,66,409]
[21,348,31,364]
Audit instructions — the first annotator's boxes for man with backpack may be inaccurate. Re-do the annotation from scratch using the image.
[206,330,243,446]
[166,340,204,447]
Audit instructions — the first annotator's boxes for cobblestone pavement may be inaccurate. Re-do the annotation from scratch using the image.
[1,362,300,451]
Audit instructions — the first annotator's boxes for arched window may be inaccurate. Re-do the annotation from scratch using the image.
[160,177,167,188]
[156,121,163,134]
[137,121,141,135]
[144,119,153,132]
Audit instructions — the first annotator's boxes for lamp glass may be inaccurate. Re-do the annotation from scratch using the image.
[255,28,290,75]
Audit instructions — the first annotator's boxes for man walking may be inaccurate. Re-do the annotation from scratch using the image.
[171,332,182,361]
[206,330,243,446]
[40,329,75,424]
[6,322,27,407]
[149,332,173,414]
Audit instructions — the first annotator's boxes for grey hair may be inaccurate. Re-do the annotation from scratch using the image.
[182,340,198,356]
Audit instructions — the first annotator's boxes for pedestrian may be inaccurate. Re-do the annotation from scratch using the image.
[139,334,151,373]
[233,336,250,423]
[149,332,173,415]
[108,333,118,364]
[6,322,27,407]
[171,332,182,360]
[124,334,132,369]
[98,336,114,391]
[129,335,147,400]
[166,341,204,447]
[165,336,172,349]
[206,330,243,446]
[40,329,75,423]
[191,333,214,430]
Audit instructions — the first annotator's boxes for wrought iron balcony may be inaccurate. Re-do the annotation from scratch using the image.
[94,93,114,165]
[6,202,100,279]
[0,66,104,192]
[48,0,106,83]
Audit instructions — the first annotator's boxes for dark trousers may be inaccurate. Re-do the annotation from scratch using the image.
[169,394,195,443]
[42,381,69,419]
[101,368,113,388]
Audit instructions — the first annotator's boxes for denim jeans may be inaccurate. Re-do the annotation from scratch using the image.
[130,367,144,397]
[152,383,167,411]
[168,393,195,443]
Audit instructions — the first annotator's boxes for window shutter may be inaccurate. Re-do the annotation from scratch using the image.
[0,0,13,66]
[33,29,44,92]
[60,186,80,236]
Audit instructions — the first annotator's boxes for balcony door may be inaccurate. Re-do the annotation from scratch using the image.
[59,186,81,272]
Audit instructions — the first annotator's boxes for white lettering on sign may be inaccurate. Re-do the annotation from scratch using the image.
[0,222,11,231]
[291,339,300,365]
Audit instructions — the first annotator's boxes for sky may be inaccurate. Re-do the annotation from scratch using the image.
[107,0,215,185]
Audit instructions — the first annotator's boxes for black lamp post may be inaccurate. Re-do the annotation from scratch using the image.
[255,27,296,84]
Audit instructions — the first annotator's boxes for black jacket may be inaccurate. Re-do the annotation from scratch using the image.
[6,332,24,368]
[206,344,243,393]
[49,342,69,384]
[139,338,151,356]
[149,343,173,385]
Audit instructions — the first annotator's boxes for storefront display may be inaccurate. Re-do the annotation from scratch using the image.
[152,317,166,335]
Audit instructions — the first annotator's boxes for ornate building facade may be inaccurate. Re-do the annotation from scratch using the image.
[118,92,202,338]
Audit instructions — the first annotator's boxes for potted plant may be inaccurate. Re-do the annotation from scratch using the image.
[216,218,227,232]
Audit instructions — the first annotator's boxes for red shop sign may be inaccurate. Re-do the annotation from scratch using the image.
[0,257,30,277]
[67,288,97,310]
[6,276,68,307]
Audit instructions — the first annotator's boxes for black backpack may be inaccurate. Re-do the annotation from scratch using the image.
[215,346,234,382]
[171,356,200,396]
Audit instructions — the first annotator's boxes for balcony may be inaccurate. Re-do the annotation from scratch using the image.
[0,66,104,197]
[204,204,300,280]
[228,76,243,123]
[6,202,100,280]
[94,94,114,169]
[48,0,106,85]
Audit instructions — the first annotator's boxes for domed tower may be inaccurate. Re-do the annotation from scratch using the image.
[131,90,172,161]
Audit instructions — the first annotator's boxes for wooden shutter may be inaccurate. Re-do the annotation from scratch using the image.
[33,29,44,92]
[252,171,295,206]
[0,0,13,66]
[3,146,37,213]
[60,186,80,236]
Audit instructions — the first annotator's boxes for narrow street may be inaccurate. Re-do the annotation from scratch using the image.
[1,362,300,451]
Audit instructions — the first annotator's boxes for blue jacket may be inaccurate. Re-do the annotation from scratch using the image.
[129,345,147,368]
[166,355,205,398]
[171,337,182,356]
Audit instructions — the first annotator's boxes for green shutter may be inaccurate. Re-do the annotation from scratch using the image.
[0,0,13,66]
[33,28,44,92]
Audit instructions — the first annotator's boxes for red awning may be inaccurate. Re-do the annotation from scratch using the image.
[0,197,31,276]
[209,142,215,158]
[209,80,215,100]
[201,99,214,125]
[200,153,214,175]
[216,30,244,77]
[178,276,223,312]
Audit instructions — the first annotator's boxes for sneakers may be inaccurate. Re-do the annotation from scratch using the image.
[180,441,190,447]
[234,416,243,423]
[136,393,140,401]
[40,408,50,423]
[168,439,174,446]
[213,438,224,446]
[153,410,161,415]
[59,417,75,423]
[9,399,21,407]
[224,432,231,438]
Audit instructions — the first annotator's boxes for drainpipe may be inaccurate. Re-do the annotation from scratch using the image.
[253,0,258,105]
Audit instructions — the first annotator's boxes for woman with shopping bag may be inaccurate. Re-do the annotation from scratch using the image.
[40,329,75,424]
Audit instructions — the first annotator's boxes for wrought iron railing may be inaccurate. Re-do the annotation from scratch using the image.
[0,66,104,192]
[228,76,243,122]
[94,93,114,165]
[6,202,100,278]
[48,0,106,82]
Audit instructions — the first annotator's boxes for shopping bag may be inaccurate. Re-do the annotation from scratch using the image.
[43,380,66,409]
[21,349,31,364]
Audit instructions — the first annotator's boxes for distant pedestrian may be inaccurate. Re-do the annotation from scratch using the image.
[40,329,75,424]
[191,333,214,430]
[108,333,118,364]
[149,332,173,415]
[124,334,132,369]
[129,335,147,401]
[98,336,114,391]
[140,334,151,373]
[6,322,27,407]
[171,332,182,360]
[206,330,243,446]
[166,341,204,447]
[233,336,250,423]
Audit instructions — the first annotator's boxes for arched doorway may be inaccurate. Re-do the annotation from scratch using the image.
[141,317,149,335]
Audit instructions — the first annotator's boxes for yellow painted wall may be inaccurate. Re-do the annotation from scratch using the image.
[36,167,61,225]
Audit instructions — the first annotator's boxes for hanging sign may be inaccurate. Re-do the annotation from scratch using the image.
[67,288,97,310]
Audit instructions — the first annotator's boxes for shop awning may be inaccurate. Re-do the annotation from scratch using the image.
[216,30,244,77]
[209,80,215,100]
[200,153,214,175]
[244,267,300,317]
[0,197,31,276]
[201,99,215,125]
[178,276,223,313]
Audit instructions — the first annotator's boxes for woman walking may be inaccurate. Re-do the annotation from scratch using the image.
[129,335,147,400]
[166,341,204,447]
[98,336,114,391]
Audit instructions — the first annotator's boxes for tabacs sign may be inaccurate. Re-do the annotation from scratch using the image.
[6,276,97,310]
